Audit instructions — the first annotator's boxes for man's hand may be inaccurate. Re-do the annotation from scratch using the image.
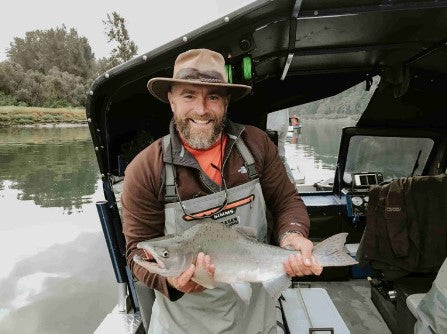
[280,233,323,277]
[167,252,215,293]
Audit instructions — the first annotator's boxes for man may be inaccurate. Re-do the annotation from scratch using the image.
[122,49,321,334]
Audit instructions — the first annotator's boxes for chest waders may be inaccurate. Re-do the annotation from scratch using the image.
[147,134,277,334]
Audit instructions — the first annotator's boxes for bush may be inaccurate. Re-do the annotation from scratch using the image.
[0,91,18,106]
[0,61,88,107]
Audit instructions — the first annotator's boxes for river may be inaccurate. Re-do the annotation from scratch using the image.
[0,117,356,333]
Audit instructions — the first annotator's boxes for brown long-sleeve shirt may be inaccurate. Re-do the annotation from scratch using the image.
[122,121,310,299]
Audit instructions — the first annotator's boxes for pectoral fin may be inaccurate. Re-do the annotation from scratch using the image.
[191,266,217,289]
[262,274,291,300]
[231,282,252,304]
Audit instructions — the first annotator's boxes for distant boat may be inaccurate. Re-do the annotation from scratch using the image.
[314,177,334,191]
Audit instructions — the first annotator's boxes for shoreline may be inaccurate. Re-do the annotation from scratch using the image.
[15,122,88,128]
[299,114,361,122]
[0,106,87,127]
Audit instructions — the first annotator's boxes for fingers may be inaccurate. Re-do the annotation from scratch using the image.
[196,252,215,276]
[283,256,295,276]
[283,253,316,277]
[179,264,196,285]
[310,256,323,276]
[299,241,313,267]
[168,253,216,294]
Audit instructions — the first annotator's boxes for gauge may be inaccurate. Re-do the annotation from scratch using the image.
[351,196,363,207]
[364,196,369,203]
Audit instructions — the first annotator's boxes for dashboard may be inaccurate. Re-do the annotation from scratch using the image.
[344,172,383,224]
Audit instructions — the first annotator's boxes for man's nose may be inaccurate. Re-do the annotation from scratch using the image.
[194,96,208,115]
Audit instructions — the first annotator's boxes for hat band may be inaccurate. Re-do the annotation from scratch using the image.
[174,68,226,83]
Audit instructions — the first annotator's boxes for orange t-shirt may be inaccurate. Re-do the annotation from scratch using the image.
[181,134,227,186]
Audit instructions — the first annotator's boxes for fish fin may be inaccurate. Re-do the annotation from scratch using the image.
[262,274,291,300]
[191,266,217,289]
[313,233,358,267]
[231,282,252,304]
[233,226,257,240]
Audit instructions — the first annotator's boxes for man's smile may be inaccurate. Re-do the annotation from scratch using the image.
[190,119,213,126]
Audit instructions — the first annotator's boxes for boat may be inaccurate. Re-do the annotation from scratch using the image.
[86,0,447,333]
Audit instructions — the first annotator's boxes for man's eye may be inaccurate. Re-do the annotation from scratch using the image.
[183,95,193,100]
[209,95,220,101]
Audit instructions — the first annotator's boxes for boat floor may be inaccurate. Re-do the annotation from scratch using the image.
[300,280,391,334]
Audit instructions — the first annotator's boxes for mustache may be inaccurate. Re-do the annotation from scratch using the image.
[187,114,216,121]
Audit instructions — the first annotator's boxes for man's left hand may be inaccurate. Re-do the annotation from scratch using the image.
[280,233,323,277]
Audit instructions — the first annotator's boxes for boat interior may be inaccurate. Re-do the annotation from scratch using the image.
[88,0,447,333]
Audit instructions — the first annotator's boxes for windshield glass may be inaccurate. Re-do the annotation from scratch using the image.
[343,136,434,185]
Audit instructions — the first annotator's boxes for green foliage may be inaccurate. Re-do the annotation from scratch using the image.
[0,62,87,107]
[0,91,18,106]
[103,12,138,67]
[290,78,379,119]
[7,25,95,79]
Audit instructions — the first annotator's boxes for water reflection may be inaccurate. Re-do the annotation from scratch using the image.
[0,126,116,334]
[286,118,357,185]
[0,127,99,213]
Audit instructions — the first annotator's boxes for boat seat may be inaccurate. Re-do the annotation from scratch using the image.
[406,293,426,317]
[413,258,447,334]
[281,287,350,333]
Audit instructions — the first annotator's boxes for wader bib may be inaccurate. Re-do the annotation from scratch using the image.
[147,134,277,334]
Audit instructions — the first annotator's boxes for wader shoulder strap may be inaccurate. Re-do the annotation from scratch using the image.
[235,137,258,179]
[162,134,177,203]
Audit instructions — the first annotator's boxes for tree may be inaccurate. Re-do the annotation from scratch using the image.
[103,12,138,67]
[7,25,95,79]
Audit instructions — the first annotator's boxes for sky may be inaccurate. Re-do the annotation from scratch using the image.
[0,0,255,61]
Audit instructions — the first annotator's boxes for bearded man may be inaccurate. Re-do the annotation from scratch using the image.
[122,49,321,334]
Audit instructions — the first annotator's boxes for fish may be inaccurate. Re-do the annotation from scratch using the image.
[133,222,357,304]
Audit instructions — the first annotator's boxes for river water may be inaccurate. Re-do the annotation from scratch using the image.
[0,118,356,333]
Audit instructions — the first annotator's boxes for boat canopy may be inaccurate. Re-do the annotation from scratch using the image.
[86,0,447,176]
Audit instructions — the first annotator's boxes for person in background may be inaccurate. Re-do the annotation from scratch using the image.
[122,48,322,334]
[266,108,295,182]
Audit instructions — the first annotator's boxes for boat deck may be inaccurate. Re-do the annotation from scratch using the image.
[305,280,391,333]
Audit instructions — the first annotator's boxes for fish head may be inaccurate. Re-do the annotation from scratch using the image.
[134,234,194,277]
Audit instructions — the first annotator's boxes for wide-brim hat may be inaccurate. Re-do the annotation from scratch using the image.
[147,49,252,103]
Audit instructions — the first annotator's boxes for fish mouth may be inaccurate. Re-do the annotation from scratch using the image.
[137,248,165,269]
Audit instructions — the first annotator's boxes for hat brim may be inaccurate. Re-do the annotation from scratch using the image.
[147,77,251,103]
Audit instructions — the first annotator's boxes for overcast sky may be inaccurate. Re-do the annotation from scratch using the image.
[0,0,255,61]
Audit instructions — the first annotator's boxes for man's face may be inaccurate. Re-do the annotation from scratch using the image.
[168,83,230,150]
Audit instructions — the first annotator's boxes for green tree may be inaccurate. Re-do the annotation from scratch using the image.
[103,12,138,67]
[7,25,95,79]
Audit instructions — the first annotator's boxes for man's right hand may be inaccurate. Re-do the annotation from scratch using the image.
[167,252,215,293]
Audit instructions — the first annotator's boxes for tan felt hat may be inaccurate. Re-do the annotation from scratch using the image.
[147,49,252,103]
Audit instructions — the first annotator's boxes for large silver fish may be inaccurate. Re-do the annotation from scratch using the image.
[133,222,357,303]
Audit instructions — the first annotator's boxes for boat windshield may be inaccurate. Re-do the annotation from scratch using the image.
[343,136,434,185]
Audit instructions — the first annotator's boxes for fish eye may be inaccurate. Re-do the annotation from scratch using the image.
[161,250,169,258]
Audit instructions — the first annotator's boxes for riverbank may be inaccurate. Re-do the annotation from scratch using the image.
[299,113,361,122]
[0,106,86,127]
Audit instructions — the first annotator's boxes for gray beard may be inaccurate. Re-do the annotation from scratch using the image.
[174,113,226,150]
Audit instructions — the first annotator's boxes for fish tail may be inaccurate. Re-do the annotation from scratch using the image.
[313,233,358,267]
